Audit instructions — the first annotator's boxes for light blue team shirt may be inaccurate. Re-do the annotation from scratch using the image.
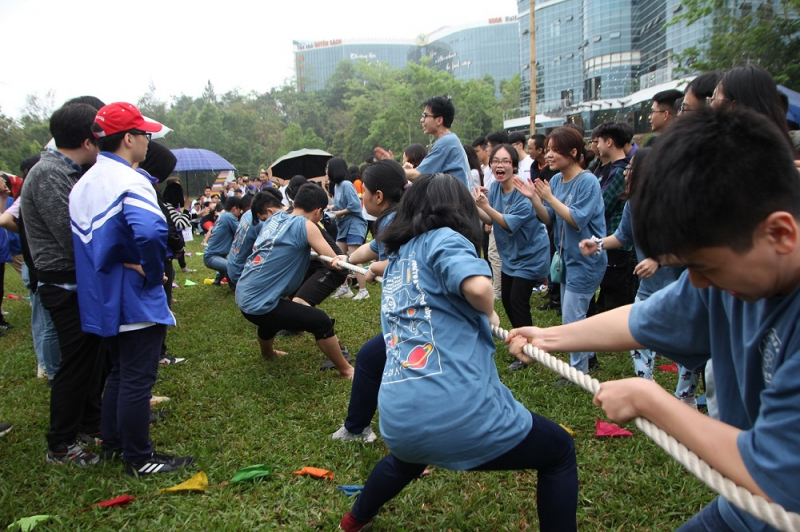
[226,210,261,284]
[415,132,471,189]
[613,202,683,299]
[543,170,607,294]
[368,211,396,261]
[488,181,549,281]
[630,274,800,532]
[378,227,532,470]
[333,180,367,240]
[235,211,309,315]
[205,211,239,258]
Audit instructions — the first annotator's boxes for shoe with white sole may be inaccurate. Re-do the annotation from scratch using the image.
[353,289,370,301]
[125,451,194,477]
[331,424,377,443]
[333,286,354,299]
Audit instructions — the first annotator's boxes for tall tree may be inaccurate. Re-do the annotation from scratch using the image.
[673,0,800,87]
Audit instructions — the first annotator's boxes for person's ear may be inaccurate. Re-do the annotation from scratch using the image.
[374,190,385,205]
[763,212,799,255]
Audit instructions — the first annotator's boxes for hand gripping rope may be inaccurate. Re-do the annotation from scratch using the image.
[312,253,800,531]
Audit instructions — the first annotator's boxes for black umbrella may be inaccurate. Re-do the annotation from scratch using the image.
[270,148,333,179]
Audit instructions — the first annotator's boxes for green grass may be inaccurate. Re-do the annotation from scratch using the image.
[0,239,714,531]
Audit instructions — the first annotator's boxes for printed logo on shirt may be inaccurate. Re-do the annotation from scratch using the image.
[382,254,442,383]
[760,328,781,387]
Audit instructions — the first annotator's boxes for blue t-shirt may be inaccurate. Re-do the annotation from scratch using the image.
[227,210,262,284]
[205,211,239,258]
[334,180,367,240]
[368,211,396,261]
[378,227,532,469]
[235,211,309,315]
[613,202,683,299]
[415,132,471,189]
[543,170,607,294]
[488,181,549,281]
[630,274,800,531]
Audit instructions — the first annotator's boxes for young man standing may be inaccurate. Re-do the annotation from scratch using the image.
[646,89,683,145]
[591,122,636,313]
[509,132,534,183]
[508,108,800,531]
[70,102,193,476]
[404,96,470,188]
[20,103,105,466]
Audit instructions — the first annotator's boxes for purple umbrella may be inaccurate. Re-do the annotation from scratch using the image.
[171,148,236,172]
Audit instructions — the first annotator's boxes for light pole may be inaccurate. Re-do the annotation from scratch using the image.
[529,0,537,135]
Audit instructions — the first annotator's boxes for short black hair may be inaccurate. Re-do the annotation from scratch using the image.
[239,193,253,210]
[633,108,800,259]
[652,89,684,113]
[471,136,487,149]
[489,143,519,173]
[508,132,527,146]
[49,104,97,150]
[62,95,105,110]
[20,154,41,177]
[293,183,329,212]
[686,71,722,100]
[225,196,242,211]
[486,130,509,146]
[593,121,632,148]
[530,134,546,151]
[379,173,482,254]
[94,128,127,153]
[250,189,283,219]
[286,175,308,201]
[423,96,455,128]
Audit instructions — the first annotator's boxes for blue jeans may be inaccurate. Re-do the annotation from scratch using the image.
[203,254,228,282]
[561,285,595,373]
[101,325,164,462]
[676,498,736,531]
[351,411,578,531]
[22,264,61,379]
[344,334,385,434]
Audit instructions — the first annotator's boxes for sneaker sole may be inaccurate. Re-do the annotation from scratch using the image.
[0,427,11,438]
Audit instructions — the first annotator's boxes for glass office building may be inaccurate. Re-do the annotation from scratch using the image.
[515,0,774,120]
[294,40,414,92]
[294,18,521,94]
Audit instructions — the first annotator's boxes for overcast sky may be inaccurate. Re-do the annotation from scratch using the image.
[0,0,518,119]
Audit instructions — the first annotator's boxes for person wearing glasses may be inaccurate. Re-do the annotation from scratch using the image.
[680,71,722,115]
[69,102,193,477]
[403,96,471,188]
[645,89,683,147]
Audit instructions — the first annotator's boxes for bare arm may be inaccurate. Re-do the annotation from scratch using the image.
[593,378,768,499]
[473,188,510,230]
[461,275,500,326]
[535,179,577,229]
[405,166,421,182]
[0,211,18,232]
[348,242,379,264]
[579,235,623,256]
[306,220,345,269]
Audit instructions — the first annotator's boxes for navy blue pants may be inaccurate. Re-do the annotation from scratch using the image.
[101,325,165,462]
[344,333,385,434]
[351,411,578,531]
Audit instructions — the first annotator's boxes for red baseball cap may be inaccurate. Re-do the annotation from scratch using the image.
[93,102,162,138]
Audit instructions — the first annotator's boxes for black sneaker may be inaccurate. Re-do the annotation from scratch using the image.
[537,301,561,312]
[77,430,102,445]
[125,451,194,477]
[150,410,169,424]
[320,343,352,370]
[0,319,12,332]
[46,441,99,466]
[0,422,11,437]
[508,359,529,371]
[588,355,600,371]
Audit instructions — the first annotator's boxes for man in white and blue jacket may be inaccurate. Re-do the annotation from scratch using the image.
[70,102,193,476]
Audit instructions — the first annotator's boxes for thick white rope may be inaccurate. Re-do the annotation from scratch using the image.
[312,252,800,531]
[491,325,800,532]
[310,252,383,283]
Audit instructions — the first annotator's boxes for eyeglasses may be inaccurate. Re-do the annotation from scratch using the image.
[648,109,668,116]
[707,97,729,106]
[679,104,691,113]
[491,159,513,165]
[129,131,152,141]
[421,112,438,120]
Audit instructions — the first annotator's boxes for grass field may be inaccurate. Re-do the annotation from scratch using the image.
[0,238,714,531]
